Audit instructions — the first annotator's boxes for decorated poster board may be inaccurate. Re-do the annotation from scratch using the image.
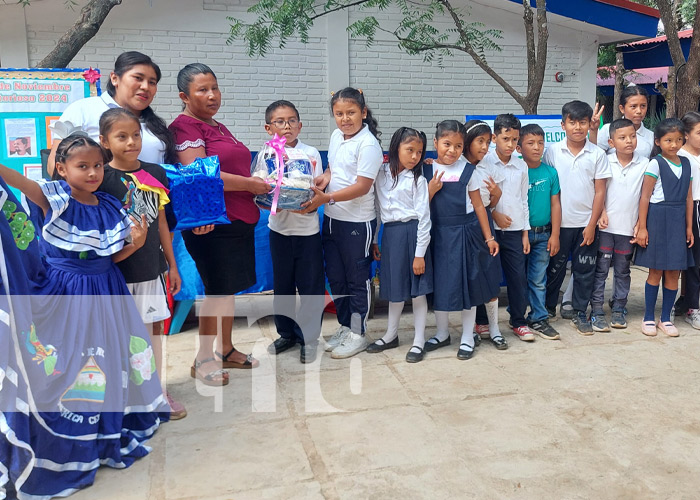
[0,68,101,178]
[465,114,564,152]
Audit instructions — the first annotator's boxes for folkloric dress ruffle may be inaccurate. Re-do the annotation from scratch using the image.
[0,179,168,500]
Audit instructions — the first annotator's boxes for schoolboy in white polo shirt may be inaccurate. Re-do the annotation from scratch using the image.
[481,114,534,343]
[590,119,648,331]
[543,100,612,335]
[263,100,325,364]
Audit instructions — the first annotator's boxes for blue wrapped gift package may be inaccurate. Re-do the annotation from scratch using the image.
[161,155,230,231]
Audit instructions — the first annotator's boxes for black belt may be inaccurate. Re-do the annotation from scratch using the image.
[531,224,552,234]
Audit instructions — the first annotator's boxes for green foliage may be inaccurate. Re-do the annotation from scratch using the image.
[644,105,666,130]
[228,0,503,66]
[628,0,696,30]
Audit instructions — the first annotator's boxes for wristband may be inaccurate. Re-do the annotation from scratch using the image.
[485,236,495,243]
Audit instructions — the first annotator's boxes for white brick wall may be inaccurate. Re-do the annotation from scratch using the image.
[27,26,330,150]
[23,0,596,151]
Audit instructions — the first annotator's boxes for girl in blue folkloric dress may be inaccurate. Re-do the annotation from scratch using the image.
[0,134,168,499]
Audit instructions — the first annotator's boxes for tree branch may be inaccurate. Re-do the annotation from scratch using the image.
[436,0,526,107]
[309,0,372,20]
[37,0,122,68]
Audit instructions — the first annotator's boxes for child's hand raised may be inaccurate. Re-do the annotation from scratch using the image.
[129,214,149,249]
[591,102,605,131]
[428,170,444,198]
[483,176,501,198]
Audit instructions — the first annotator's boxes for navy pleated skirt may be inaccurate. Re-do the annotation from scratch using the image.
[379,220,434,302]
[635,202,694,270]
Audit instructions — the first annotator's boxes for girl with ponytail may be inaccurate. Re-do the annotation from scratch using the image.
[301,87,384,359]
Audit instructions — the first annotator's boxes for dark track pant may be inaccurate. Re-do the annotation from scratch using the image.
[322,216,376,335]
[545,227,599,314]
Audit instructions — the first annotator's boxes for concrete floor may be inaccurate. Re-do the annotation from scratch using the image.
[71,267,700,500]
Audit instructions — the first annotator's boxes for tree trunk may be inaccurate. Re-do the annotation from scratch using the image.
[613,51,624,120]
[654,0,700,118]
[666,66,678,118]
[36,0,122,68]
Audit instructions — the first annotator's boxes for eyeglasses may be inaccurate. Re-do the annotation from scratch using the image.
[269,118,300,128]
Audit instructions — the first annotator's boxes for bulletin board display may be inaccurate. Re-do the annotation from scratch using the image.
[0,68,101,177]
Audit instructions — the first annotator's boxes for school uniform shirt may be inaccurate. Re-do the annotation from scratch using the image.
[527,162,560,228]
[475,158,505,209]
[480,150,530,231]
[543,138,612,228]
[432,157,482,213]
[646,157,693,203]
[99,161,170,282]
[267,141,323,236]
[51,93,166,164]
[679,148,700,201]
[596,122,654,160]
[326,124,383,222]
[374,164,431,257]
[603,152,648,237]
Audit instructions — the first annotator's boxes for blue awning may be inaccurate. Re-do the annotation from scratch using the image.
[509,0,659,38]
[619,36,692,70]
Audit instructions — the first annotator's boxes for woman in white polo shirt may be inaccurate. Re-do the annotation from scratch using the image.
[47,51,175,171]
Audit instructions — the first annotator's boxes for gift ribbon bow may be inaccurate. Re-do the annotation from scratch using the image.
[266,133,287,215]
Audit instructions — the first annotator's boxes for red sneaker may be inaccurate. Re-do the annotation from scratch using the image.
[512,326,535,341]
[474,323,490,339]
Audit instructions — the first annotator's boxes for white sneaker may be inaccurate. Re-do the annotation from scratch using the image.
[331,332,368,359]
[325,325,350,352]
[686,309,700,330]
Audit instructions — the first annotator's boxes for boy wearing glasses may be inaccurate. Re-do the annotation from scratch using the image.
[264,100,326,363]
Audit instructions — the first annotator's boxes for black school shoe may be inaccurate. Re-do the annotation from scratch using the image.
[268,337,297,355]
[424,335,451,352]
[457,343,475,360]
[366,336,399,353]
[490,335,508,350]
[406,346,425,363]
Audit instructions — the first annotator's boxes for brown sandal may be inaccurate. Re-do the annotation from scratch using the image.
[190,357,229,386]
[215,347,259,369]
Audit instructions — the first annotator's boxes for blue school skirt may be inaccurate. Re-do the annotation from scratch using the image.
[379,220,434,302]
[635,201,695,270]
[432,212,501,311]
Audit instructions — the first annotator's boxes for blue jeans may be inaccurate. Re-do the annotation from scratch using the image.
[526,231,551,322]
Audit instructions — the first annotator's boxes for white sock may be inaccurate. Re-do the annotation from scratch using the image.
[460,307,477,348]
[432,311,450,343]
[411,296,428,350]
[381,301,404,343]
[486,299,502,339]
[563,274,574,303]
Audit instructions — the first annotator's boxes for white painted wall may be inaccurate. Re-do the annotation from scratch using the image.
[1,0,613,150]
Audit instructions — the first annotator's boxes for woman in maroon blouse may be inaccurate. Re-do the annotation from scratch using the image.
[169,63,270,385]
